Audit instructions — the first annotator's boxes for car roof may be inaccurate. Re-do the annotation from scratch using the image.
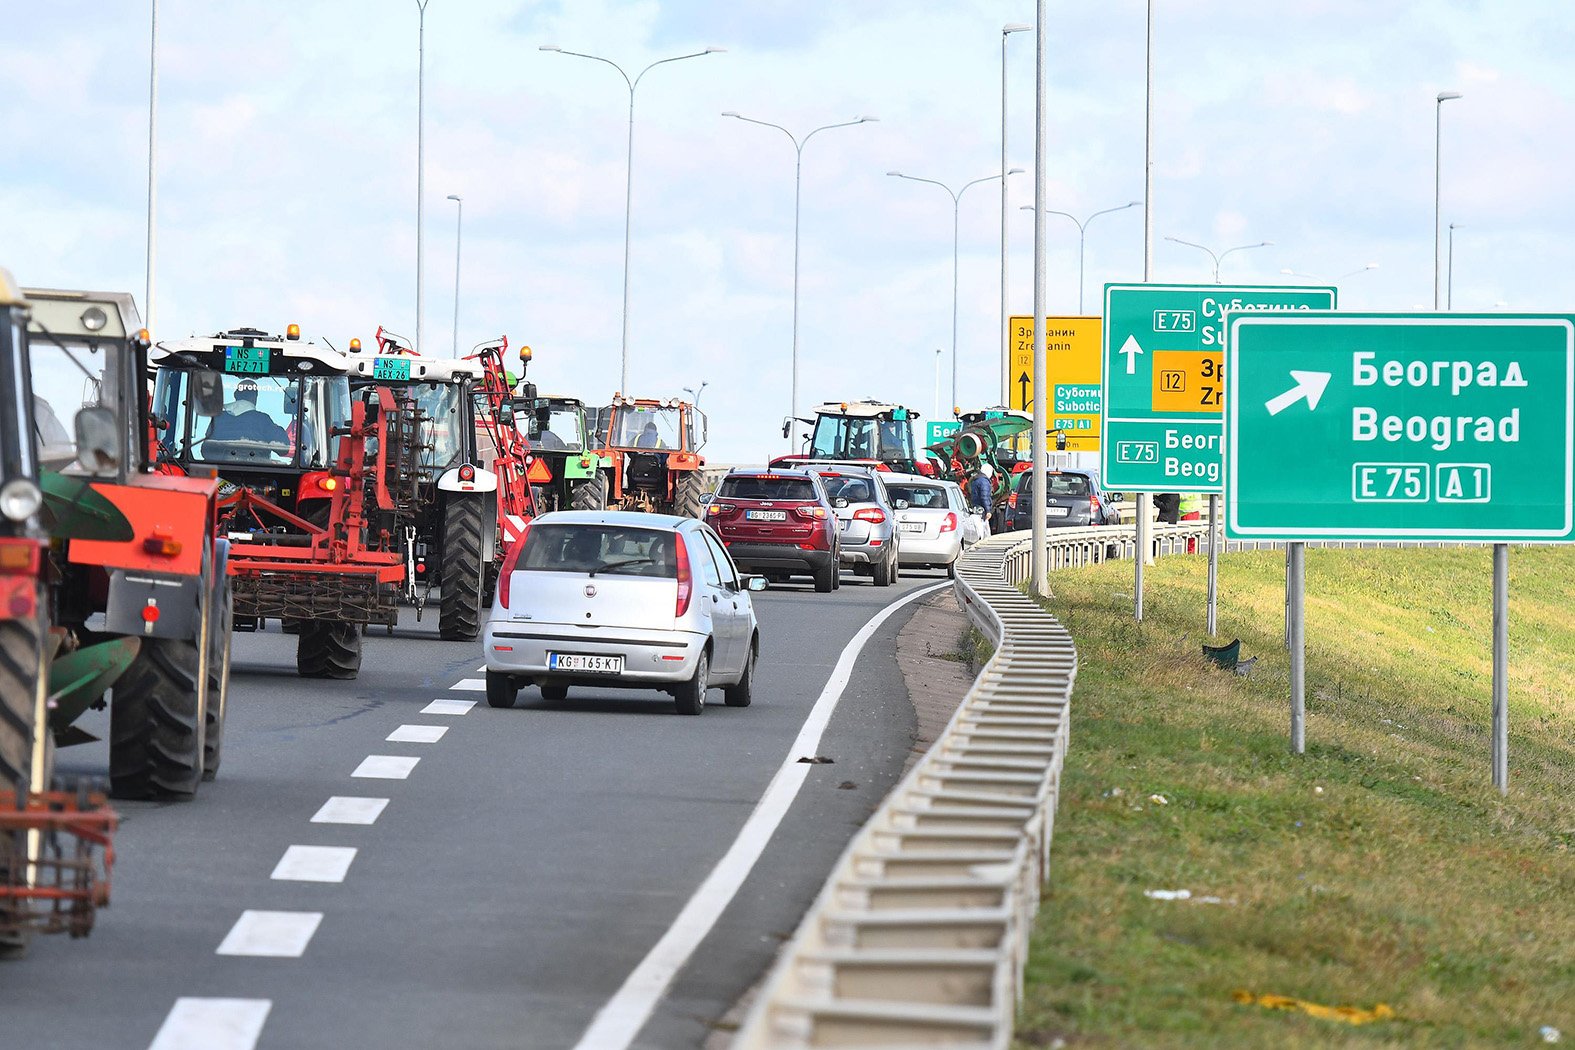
[529,509,695,531]
[725,467,816,479]
[882,472,945,486]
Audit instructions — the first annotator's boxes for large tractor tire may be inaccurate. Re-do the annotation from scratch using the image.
[440,498,485,641]
[674,470,706,519]
[0,593,46,794]
[203,576,233,782]
[110,636,206,800]
[297,620,362,679]
[571,475,607,512]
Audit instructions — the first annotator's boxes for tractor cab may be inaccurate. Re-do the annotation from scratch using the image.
[596,396,708,516]
[794,400,927,474]
[345,328,487,488]
[519,395,588,454]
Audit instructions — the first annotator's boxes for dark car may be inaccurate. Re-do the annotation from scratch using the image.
[1001,469,1118,531]
[706,469,841,592]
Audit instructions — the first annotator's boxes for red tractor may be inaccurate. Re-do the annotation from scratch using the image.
[587,395,708,516]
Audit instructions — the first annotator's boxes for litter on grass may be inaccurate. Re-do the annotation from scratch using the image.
[1232,990,1395,1025]
[1144,889,1235,904]
[1148,793,1169,805]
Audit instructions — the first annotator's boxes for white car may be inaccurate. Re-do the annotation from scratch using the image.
[883,473,967,577]
[483,510,765,715]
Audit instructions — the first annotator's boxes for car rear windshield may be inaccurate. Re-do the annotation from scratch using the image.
[516,524,678,578]
[886,484,948,509]
[819,474,876,503]
[718,476,816,501]
[1044,474,1093,496]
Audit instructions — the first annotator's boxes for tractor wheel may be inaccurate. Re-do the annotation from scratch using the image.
[440,498,485,641]
[203,576,233,782]
[297,621,362,680]
[110,636,206,800]
[675,471,706,519]
[571,475,607,512]
[0,588,46,795]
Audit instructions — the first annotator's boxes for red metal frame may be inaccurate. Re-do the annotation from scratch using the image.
[467,338,536,537]
[0,789,118,938]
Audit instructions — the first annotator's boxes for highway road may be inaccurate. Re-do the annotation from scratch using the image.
[1,574,945,1050]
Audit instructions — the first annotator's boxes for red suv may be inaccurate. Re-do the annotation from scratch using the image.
[706,469,841,592]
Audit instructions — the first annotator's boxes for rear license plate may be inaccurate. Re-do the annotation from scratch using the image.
[1048,506,1070,517]
[899,521,925,533]
[746,510,787,521]
[547,653,624,674]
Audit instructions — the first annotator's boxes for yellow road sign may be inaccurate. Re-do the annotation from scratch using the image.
[1009,315,1103,451]
[1150,350,1224,413]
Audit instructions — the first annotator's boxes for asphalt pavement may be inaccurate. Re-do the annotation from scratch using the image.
[0,571,945,1050]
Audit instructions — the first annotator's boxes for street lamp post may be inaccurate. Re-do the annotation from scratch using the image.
[541,45,724,392]
[1000,23,1032,405]
[1163,236,1274,283]
[415,0,431,351]
[1447,223,1461,309]
[446,195,462,356]
[683,381,708,409]
[934,349,943,421]
[1434,90,1463,309]
[145,0,159,332]
[1279,263,1379,283]
[721,112,876,450]
[888,168,1023,412]
[1021,201,1141,312]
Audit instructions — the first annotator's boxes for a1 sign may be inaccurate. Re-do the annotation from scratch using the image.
[1101,284,1337,491]
[1225,313,1575,541]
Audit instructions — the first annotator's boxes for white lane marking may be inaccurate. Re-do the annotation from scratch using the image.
[147,997,272,1050]
[352,755,420,779]
[475,665,486,672]
[569,581,949,1050]
[422,698,476,715]
[216,911,323,957]
[270,845,357,883]
[451,678,486,691]
[311,796,388,825]
[386,724,448,743]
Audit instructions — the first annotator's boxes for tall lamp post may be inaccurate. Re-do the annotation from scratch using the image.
[415,0,431,350]
[1434,90,1463,309]
[446,194,463,356]
[1279,263,1379,283]
[1164,236,1273,283]
[540,44,724,392]
[888,168,1023,412]
[145,0,159,332]
[933,349,943,421]
[683,381,708,409]
[721,112,876,449]
[1021,201,1141,311]
[999,22,1033,405]
[1447,223,1461,309]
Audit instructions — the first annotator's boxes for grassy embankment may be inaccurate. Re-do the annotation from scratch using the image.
[1016,546,1573,1048]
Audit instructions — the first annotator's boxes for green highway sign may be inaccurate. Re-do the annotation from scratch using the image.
[1101,283,1337,490]
[1225,313,1574,541]
[925,420,961,446]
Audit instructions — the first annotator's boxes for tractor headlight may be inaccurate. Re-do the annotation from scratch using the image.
[0,478,43,522]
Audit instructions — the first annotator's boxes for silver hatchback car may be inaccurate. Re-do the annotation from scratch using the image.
[814,466,900,587]
[483,510,765,715]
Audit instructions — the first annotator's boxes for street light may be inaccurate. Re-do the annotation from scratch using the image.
[934,349,943,421]
[415,0,432,351]
[1447,223,1463,309]
[721,112,876,450]
[888,168,1024,411]
[1434,90,1463,309]
[145,0,159,332]
[999,23,1033,405]
[541,44,725,392]
[683,381,708,409]
[1278,262,1379,282]
[1164,236,1273,283]
[1021,201,1141,311]
[446,195,462,356]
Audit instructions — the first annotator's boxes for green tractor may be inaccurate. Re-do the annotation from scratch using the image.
[516,393,610,513]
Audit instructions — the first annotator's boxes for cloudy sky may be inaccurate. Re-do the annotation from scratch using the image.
[5,1,1571,462]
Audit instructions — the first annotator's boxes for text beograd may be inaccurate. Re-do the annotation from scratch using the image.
[1350,351,1525,453]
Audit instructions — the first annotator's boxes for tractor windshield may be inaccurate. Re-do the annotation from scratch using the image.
[28,333,131,474]
[810,413,915,463]
[407,382,467,470]
[613,406,685,451]
[154,369,350,470]
[521,401,585,452]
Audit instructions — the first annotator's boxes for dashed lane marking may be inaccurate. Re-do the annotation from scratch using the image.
[270,845,357,883]
[386,724,448,743]
[450,678,486,691]
[351,755,420,779]
[310,796,389,825]
[147,998,272,1050]
[216,911,323,958]
[421,698,476,715]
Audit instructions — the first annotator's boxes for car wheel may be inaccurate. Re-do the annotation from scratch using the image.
[832,563,841,590]
[485,671,517,709]
[723,641,755,708]
[540,684,568,702]
[813,564,835,593]
[946,557,957,579]
[674,651,708,715]
[873,552,892,587]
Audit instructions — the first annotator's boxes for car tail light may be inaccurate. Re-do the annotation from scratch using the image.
[853,507,885,524]
[1090,494,1102,517]
[496,523,530,607]
[674,533,693,616]
[939,512,958,533]
[793,505,827,521]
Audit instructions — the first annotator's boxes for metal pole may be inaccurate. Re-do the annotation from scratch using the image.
[791,144,803,448]
[1289,541,1305,754]
[934,349,942,421]
[1447,222,1458,310]
[951,194,960,414]
[416,0,429,351]
[447,195,462,356]
[144,0,158,333]
[1135,0,1154,620]
[1492,542,1508,794]
[1433,92,1461,310]
[620,86,635,391]
[1206,493,1218,636]
[1000,28,1011,406]
[1028,0,1048,595]
[1077,224,1087,314]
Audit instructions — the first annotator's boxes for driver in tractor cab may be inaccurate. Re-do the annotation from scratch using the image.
[636,421,663,449]
[207,378,289,459]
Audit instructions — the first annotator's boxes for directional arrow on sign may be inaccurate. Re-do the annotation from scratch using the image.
[1119,335,1144,375]
[1017,371,1031,410]
[1264,370,1333,416]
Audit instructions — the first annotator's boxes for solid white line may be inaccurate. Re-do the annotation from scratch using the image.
[216,911,322,957]
[147,998,271,1050]
[421,698,476,715]
[386,724,448,743]
[270,845,357,883]
[450,678,486,691]
[352,755,419,779]
[569,581,949,1050]
[311,796,388,825]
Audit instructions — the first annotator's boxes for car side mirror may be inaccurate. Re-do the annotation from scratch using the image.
[498,403,515,427]
[193,371,224,417]
[73,405,121,476]
[746,575,768,592]
[781,418,791,439]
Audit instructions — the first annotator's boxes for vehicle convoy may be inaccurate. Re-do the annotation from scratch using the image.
[707,468,841,592]
[883,472,967,577]
[925,407,1031,502]
[777,400,934,475]
[151,326,407,679]
[482,510,764,715]
[589,395,708,516]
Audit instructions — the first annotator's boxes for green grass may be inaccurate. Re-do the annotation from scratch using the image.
[1014,546,1574,1048]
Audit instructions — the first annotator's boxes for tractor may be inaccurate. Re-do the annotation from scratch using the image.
[589,395,708,516]
[151,326,408,679]
[777,400,933,475]
[505,347,609,515]
[925,407,1032,501]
